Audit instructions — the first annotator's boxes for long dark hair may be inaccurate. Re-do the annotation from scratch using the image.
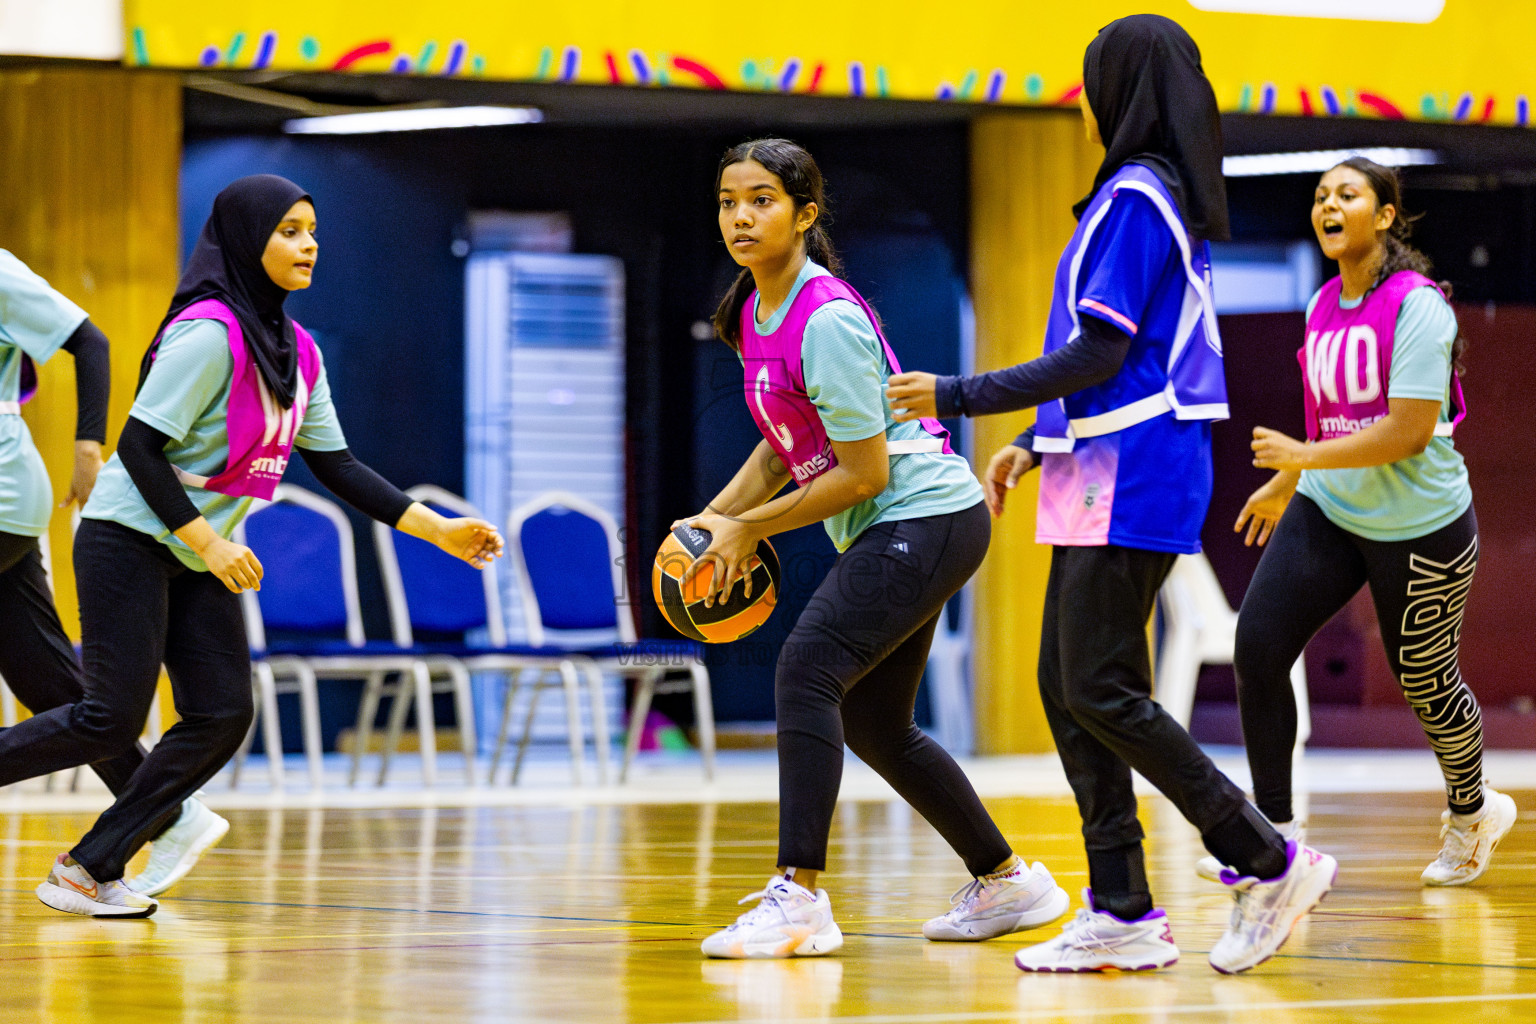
[1332,156,1467,373]
[711,139,843,350]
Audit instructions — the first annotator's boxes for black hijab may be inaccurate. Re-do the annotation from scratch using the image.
[1075,14,1229,242]
[141,174,313,407]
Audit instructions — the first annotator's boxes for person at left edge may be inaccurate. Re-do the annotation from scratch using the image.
[0,250,229,898]
[2,175,503,918]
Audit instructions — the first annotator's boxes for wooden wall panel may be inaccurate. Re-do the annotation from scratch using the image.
[969,112,1099,753]
[0,67,181,637]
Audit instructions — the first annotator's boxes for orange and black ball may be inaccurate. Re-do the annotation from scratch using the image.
[652,524,780,643]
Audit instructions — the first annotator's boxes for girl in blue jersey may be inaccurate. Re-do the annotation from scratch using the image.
[0,252,226,896]
[1218,157,1512,888]
[890,15,1334,975]
[687,139,1069,958]
[0,176,503,918]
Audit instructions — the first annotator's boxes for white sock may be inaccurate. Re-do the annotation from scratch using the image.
[1449,805,1486,828]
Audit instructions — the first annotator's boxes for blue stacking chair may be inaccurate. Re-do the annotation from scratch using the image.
[507,491,715,782]
[373,485,601,785]
[235,485,442,788]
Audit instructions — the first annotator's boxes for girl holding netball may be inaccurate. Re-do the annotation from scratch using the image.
[888,15,1335,974]
[685,139,1069,958]
[0,251,227,896]
[1217,156,1514,886]
[0,175,501,917]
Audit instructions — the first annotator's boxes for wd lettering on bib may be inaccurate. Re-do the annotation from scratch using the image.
[1300,272,1465,442]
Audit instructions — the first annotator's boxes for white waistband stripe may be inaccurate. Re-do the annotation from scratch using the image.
[0,401,19,415]
[886,438,946,455]
[1068,392,1172,439]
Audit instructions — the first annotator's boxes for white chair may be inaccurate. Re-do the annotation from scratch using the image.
[508,491,716,783]
[1156,552,1310,754]
[374,484,600,785]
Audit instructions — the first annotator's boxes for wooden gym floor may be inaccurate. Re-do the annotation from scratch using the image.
[0,768,1530,1023]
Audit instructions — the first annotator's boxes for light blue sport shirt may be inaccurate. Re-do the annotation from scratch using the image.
[84,317,348,571]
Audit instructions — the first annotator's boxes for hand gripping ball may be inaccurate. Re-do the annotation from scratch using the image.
[652,523,780,643]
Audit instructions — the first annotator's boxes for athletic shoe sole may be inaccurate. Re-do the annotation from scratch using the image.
[1209,859,1338,975]
[1016,951,1179,973]
[128,813,231,896]
[35,882,156,919]
[706,922,844,959]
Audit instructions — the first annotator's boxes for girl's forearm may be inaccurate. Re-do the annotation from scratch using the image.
[1302,416,1433,469]
[730,465,876,539]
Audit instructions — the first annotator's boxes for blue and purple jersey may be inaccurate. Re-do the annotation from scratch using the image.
[1033,163,1227,554]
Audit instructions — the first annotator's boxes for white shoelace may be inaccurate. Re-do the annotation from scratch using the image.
[729,885,801,931]
[946,878,988,914]
[1054,908,1127,955]
[1432,820,1477,867]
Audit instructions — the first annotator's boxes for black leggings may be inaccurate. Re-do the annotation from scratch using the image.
[0,519,252,880]
[775,501,1013,877]
[0,532,146,796]
[1235,495,1483,820]
[1039,544,1285,919]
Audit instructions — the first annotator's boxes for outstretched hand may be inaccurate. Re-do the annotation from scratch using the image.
[433,517,505,569]
[1251,426,1311,472]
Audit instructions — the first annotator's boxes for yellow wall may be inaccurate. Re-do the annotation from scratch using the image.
[128,0,1536,125]
[0,67,182,638]
[969,112,1100,754]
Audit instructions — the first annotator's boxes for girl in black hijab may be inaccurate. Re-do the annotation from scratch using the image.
[0,175,504,919]
[888,15,1335,975]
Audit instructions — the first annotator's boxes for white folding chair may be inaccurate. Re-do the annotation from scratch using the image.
[1156,552,1310,755]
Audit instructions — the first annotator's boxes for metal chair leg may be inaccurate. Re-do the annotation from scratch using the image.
[444,661,477,786]
[294,663,324,791]
[581,661,610,784]
[377,671,414,787]
[689,661,716,782]
[350,671,385,787]
[487,668,525,785]
[258,663,285,792]
[560,661,584,785]
[413,662,438,788]
[620,669,661,783]
[510,682,546,785]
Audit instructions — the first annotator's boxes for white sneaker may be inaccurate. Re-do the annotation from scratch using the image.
[125,798,230,896]
[1197,819,1304,883]
[1423,787,1517,886]
[924,860,1070,941]
[701,876,844,959]
[1014,890,1178,972]
[36,854,158,918]
[1209,841,1336,974]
